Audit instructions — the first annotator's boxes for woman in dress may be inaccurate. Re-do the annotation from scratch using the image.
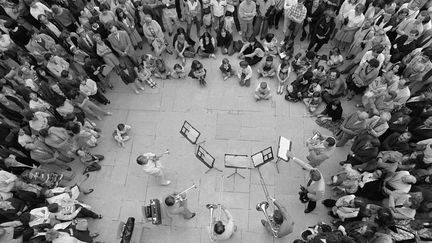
[334,4,365,51]
[276,59,291,95]
[115,8,142,49]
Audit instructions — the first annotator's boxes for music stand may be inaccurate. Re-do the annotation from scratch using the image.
[251,147,274,168]
[179,121,205,145]
[196,145,222,174]
[224,154,250,179]
[275,136,292,173]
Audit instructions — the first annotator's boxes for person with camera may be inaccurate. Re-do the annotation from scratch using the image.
[286,151,325,213]
[162,192,196,220]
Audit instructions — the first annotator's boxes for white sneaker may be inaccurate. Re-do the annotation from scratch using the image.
[238,31,242,36]
[210,54,216,59]
[160,180,171,186]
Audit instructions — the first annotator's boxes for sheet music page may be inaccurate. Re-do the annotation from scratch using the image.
[251,153,264,167]
[278,136,292,161]
[225,155,250,168]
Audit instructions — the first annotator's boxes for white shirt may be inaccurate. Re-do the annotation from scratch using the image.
[140,153,163,176]
[79,79,98,96]
[29,98,51,111]
[207,209,235,240]
[211,0,227,17]
[0,34,11,52]
[346,9,364,28]
[417,138,432,164]
[45,22,62,37]
[394,87,410,106]
[30,2,52,20]
[29,111,51,131]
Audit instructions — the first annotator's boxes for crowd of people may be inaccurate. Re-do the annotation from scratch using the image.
[0,0,430,241]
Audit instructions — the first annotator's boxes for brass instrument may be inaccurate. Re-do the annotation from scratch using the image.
[306,129,325,149]
[256,168,279,237]
[174,184,197,202]
[153,149,170,160]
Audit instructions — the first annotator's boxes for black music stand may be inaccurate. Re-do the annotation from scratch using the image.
[224,154,250,179]
[179,121,205,146]
[251,147,274,169]
[196,145,222,174]
[275,136,292,173]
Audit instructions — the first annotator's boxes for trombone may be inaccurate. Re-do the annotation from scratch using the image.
[256,168,279,237]
[174,184,197,202]
[206,203,222,241]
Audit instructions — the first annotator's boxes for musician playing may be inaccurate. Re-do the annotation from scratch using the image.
[208,204,237,241]
[261,198,294,238]
[305,132,336,168]
[136,152,171,186]
[162,192,196,220]
[286,151,325,213]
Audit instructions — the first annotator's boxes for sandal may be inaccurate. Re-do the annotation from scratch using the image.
[97,214,103,219]
[90,232,100,238]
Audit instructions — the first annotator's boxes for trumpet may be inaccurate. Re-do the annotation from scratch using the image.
[174,184,197,202]
[153,149,170,160]
[256,168,279,237]
[206,203,222,241]
[306,130,325,148]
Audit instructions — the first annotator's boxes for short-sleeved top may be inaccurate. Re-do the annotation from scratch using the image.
[256,0,275,17]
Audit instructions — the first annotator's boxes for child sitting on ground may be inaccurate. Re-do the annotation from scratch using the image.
[141,54,157,75]
[263,33,278,56]
[119,63,144,94]
[257,56,276,78]
[113,123,131,147]
[254,81,272,101]
[189,60,207,86]
[154,58,171,79]
[171,64,186,79]
[279,38,294,60]
[277,60,291,95]
[303,91,322,116]
[292,51,316,75]
[327,47,344,68]
[312,65,327,84]
[237,60,252,87]
[135,65,157,89]
[220,58,235,80]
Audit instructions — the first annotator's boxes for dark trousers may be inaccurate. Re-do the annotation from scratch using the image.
[76,204,99,219]
[307,35,326,52]
[253,16,269,39]
[307,200,317,212]
[269,9,283,28]
[233,6,241,31]
[90,90,109,105]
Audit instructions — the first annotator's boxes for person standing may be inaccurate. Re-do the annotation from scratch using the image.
[208,204,237,240]
[260,198,294,237]
[136,152,171,185]
[238,0,256,41]
[107,24,138,65]
[254,0,275,39]
[284,0,307,40]
[300,0,325,41]
[286,151,325,213]
[162,191,196,220]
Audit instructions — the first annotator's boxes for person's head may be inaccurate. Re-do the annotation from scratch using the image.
[328,69,340,80]
[265,33,275,43]
[408,29,420,40]
[47,203,60,213]
[324,137,336,148]
[143,12,153,24]
[331,99,341,109]
[302,71,314,83]
[75,148,86,157]
[367,58,380,70]
[248,36,257,45]
[265,56,273,65]
[38,14,48,23]
[116,8,126,19]
[173,63,182,71]
[260,82,268,90]
[51,5,61,14]
[418,10,431,24]
[136,154,149,165]
[220,27,227,37]
[280,60,290,69]
[4,19,18,30]
[246,0,252,4]
[310,169,321,181]
[297,0,305,4]
[214,221,225,234]
[406,196,421,209]
[273,209,283,225]
[202,32,211,43]
[402,175,417,184]
[38,128,49,138]
[165,195,175,206]
[371,44,385,57]
[398,132,412,142]
[355,4,365,14]
[316,65,324,73]
[305,51,316,61]
[373,169,383,178]
[240,60,248,69]
[44,53,53,61]
[99,3,110,12]
[362,19,373,29]
[29,92,38,101]
[222,58,229,65]
[331,47,341,56]
[117,123,125,131]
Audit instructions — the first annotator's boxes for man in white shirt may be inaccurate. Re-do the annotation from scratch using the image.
[30,1,52,20]
[208,204,237,240]
[136,152,171,185]
[392,79,410,107]
[212,0,227,32]
[29,92,51,112]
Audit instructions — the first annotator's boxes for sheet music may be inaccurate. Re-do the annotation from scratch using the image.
[277,136,292,161]
[251,153,265,167]
[224,154,250,169]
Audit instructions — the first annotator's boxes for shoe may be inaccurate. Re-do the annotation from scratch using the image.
[166,49,173,55]
[300,35,306,41]
[210,54,216,59]
[160,180,171,186]
[83,189,94,195]
[261,219,266,226]
[107,100,111,104]
[96,116,102,121]
[341,70,348,74]
[169,32,173,37]
[105,112,112,116]
[135,90,140,94]
[139,86,145,91]
[304,208,315,214]
[238,31,242,36]
[275,25,278,30]
[346,55,354,60]
[189,213,196,219]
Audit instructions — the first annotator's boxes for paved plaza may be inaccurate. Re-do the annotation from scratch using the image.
[72,36,358,243]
